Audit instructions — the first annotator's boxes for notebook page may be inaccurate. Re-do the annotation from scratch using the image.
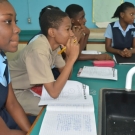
[38,80,89,105]
[46,96,94,112]
[39,111,97,135]
[79,66,117,80]
[81,50,101,54]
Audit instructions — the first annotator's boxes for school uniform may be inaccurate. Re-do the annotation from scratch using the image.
[0,51,35,129]
[9,34,65,115]
[104,20,135,50]
[28,31,60,80]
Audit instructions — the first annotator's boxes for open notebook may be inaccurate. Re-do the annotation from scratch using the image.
[38,80,91,105]
[77,66,117,80]
[38,80,97,135]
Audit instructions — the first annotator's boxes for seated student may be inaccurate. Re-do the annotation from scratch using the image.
[0,0,36,134]
[104,2,135,57]
[65,4,112,60]
[9,9,79,115]
[27,5,61,80]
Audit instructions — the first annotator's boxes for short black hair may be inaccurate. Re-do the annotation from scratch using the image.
[39,5,60,21]
[39,9,68,36]
[112,2,135,18]
[65,4,83,18]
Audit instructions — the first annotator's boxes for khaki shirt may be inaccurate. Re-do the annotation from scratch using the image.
[9,34,65,89]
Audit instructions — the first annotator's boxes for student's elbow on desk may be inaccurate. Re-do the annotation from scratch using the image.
[43,84,60,99]
[45,90,59,99]
[46,91,59,99]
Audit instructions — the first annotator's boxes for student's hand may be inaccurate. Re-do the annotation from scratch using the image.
[123,48,132,57]
[80,25,90,35]
[118,50,126,57]
[95,54,113,60]
[65,37,80,62]
[72,26,84,42]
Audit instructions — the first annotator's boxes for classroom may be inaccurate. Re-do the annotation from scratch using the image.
[1,0,135,134]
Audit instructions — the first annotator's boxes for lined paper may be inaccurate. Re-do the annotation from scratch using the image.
[79,66,117,80]
[39,105,97,135]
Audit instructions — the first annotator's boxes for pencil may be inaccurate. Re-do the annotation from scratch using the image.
[58,47,66,55]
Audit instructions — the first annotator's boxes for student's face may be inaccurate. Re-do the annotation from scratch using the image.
[72,10,86,26]
[53,16,74,46]
[0,1,20,52]
[121,7,135,24]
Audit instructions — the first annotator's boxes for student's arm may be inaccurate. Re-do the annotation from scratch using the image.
[73,25,112,60]
[79,25,90,51]
[43,38,79,98]
[123,37,135,57]
[72,25,90,52]
[58,67,64,73]
[130,37,135,53]
[78,53,112,60]
[105,37,125,57]
[77,25,90,54]
[58,54,74,79]
[105,24,126,57]
[5,83,31,134]
[0,117,26,135]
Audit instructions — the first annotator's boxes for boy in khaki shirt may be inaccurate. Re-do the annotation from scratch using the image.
[9,9,79,115]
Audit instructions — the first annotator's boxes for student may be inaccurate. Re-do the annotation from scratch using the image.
[27,5,61,80]
[105,2,135,57]
[9,9,79,115]
[0,0,36,134]
[65,4,112,60]
[27,5,60,45]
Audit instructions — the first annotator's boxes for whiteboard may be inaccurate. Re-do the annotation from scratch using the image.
[93,0,123,22]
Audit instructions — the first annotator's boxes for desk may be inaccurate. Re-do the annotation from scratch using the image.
[28,61,135,135]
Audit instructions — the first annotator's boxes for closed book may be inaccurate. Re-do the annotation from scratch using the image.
[114,54,135,64]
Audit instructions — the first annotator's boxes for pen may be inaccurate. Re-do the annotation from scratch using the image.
[58,47,66,55]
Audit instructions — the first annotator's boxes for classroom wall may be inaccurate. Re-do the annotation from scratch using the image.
[9,0,135,30]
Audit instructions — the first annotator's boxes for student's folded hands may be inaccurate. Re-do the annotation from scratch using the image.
[118,48,132,57]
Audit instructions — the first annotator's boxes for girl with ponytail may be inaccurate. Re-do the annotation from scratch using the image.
[104,2,135,57]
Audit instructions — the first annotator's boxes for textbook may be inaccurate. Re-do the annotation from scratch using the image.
[77,66,117,80]
[113,54,135,64]
[38,80,97,135]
